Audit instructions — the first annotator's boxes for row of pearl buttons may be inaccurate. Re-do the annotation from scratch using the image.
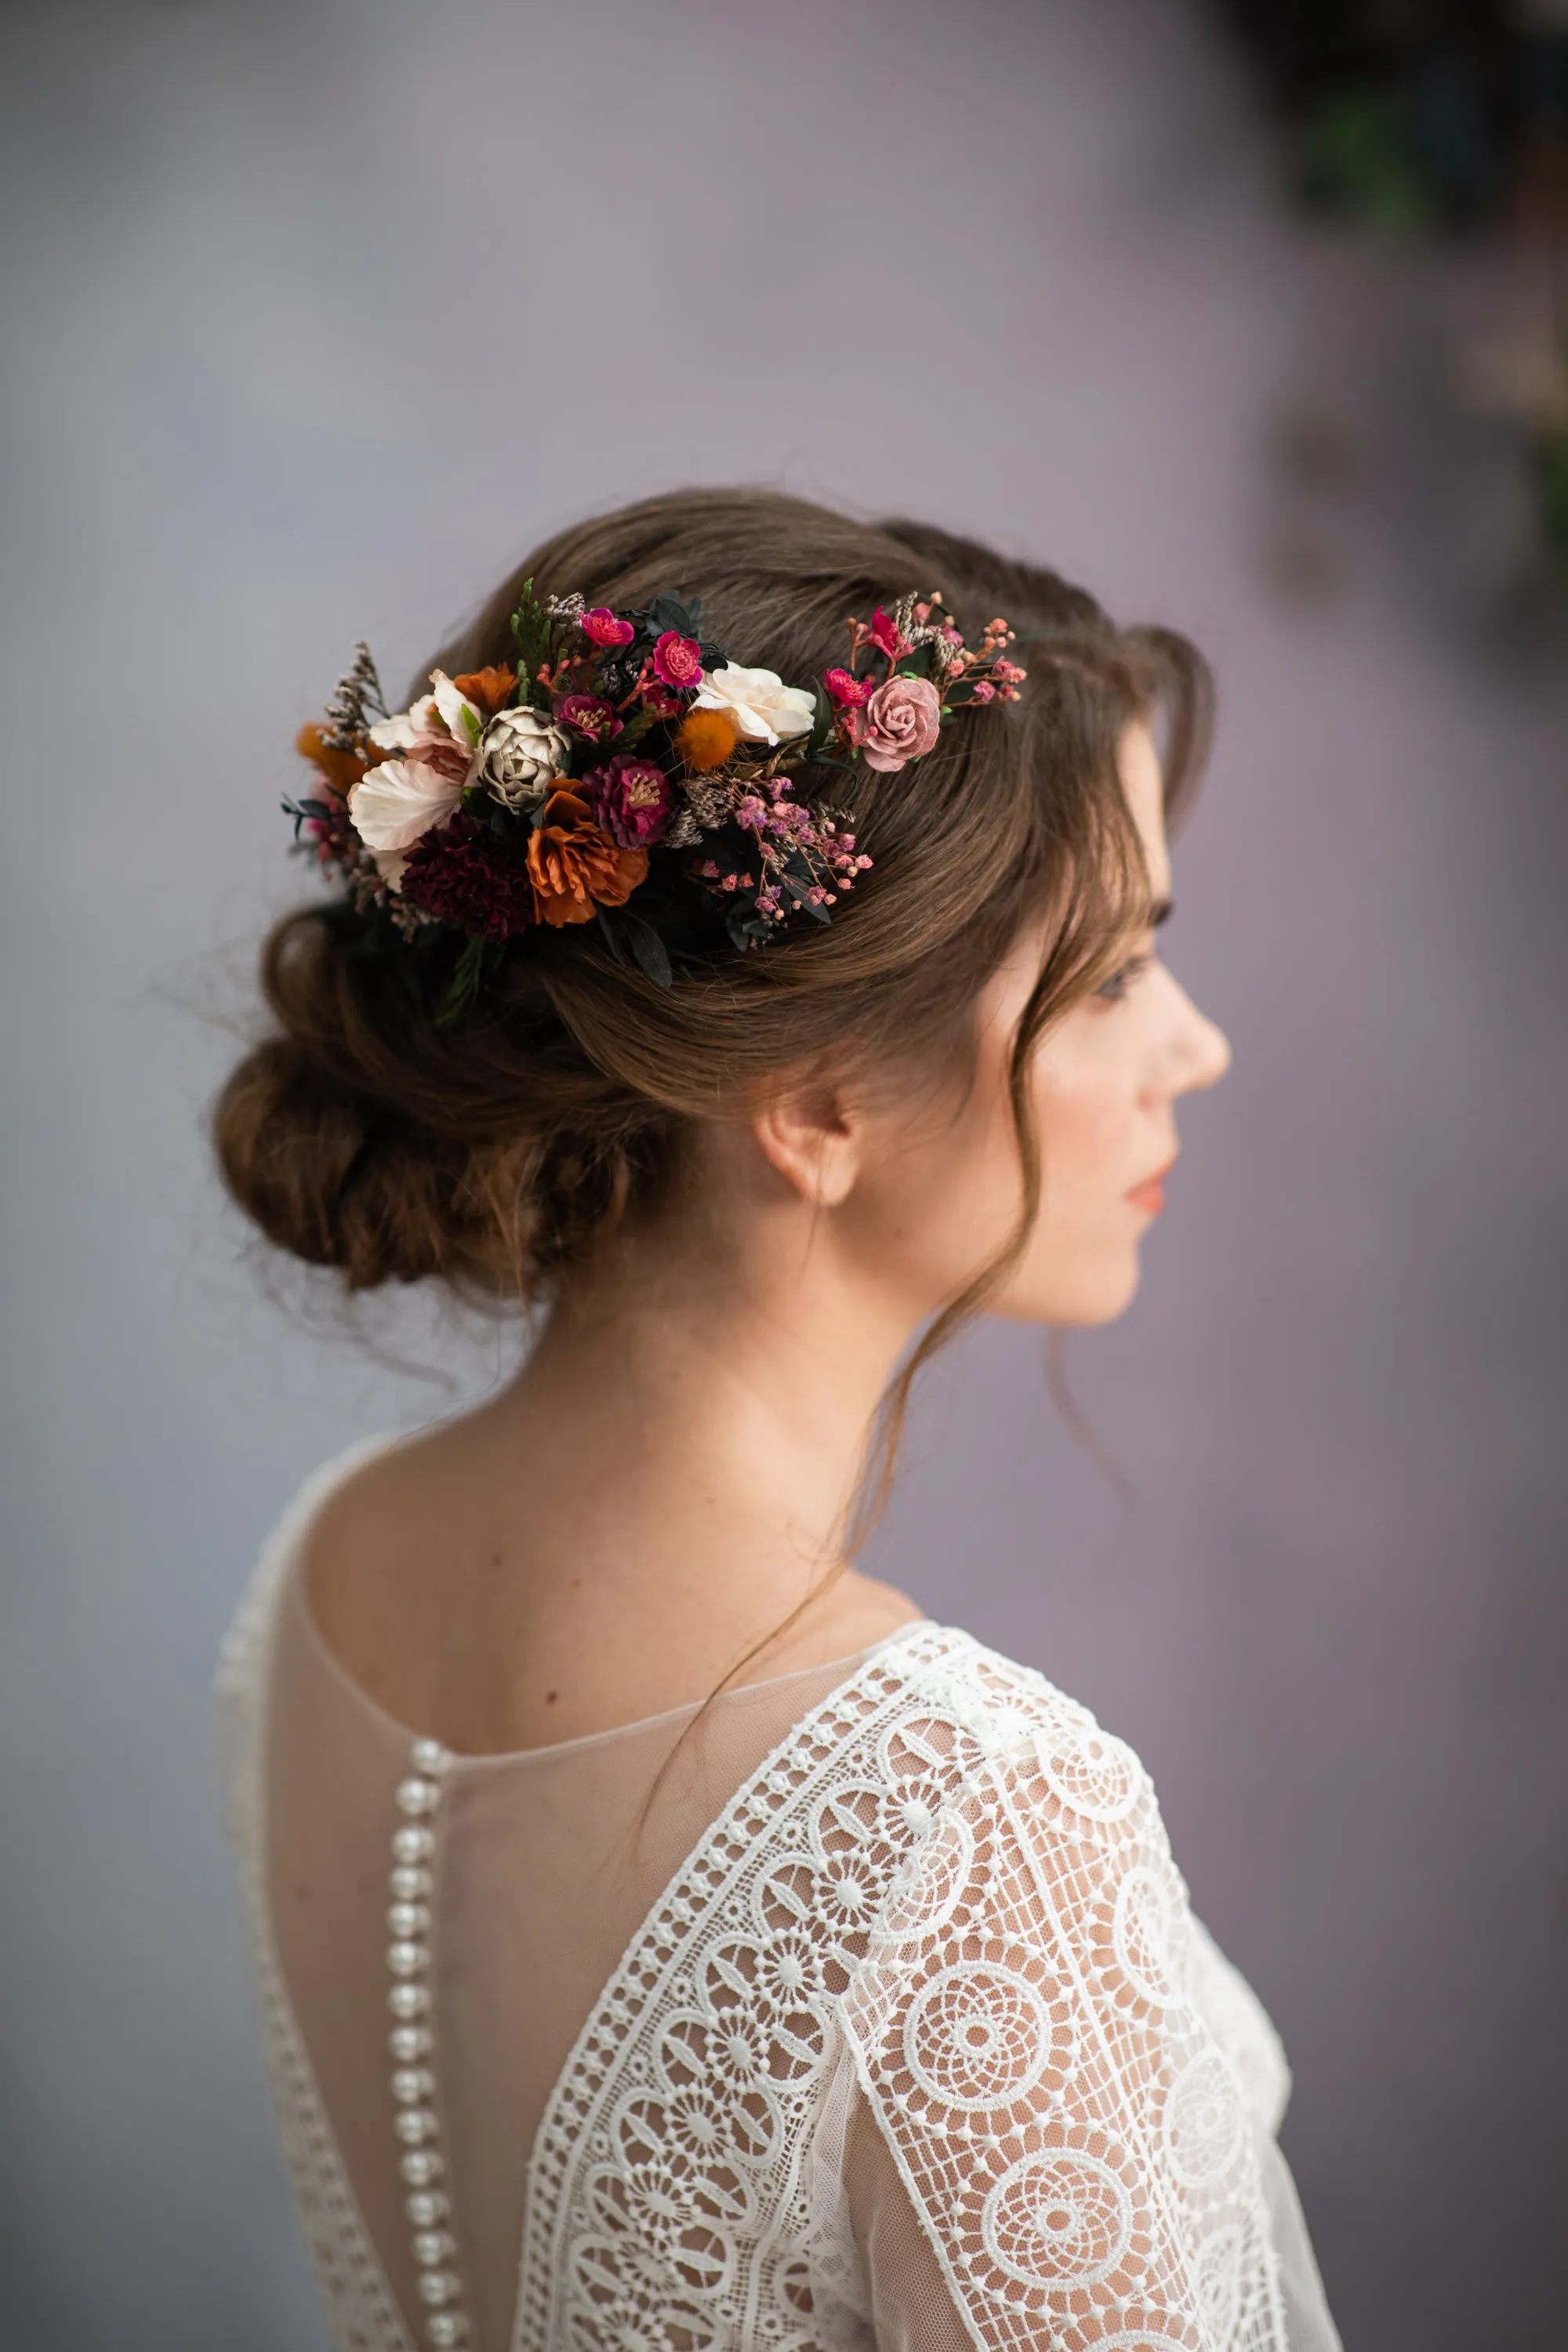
[387,1737,471,2349]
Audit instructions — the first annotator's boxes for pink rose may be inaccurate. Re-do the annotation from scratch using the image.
[556,691,622,743]
[585,753,673,848]
[823,666,872,707]
[866,609,909,660]
[652,630,702,691]
[855,674,942,773]
[582,607,635,648]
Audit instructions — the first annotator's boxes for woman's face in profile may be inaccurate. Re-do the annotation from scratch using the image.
[838,721,1232,1330]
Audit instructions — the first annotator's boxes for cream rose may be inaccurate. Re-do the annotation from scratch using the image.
[476,705,572,811]
[693,662,815,746]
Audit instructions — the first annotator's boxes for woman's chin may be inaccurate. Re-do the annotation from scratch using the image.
[996,1247,1143,1329]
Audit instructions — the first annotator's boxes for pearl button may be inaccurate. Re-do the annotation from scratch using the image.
[397,1777,440,1817]
[388,1902,431,1939]
[387,1940,430,1977]
[389,2026,433,2063]
[409,1738,450,1776]
[405,2189,449,2229]
[388,1983,432,2019]
[390,1866,434,1902]
[391,2067,434,2105]
[412,2229,456,2267]
[426,2316,469,2347]
[394,2107,437,2145]
[398,2148,445,2187]
[417,2269,459,2305]
[392,1826,434,1864]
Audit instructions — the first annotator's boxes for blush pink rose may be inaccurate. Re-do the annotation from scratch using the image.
[855,674,942,772]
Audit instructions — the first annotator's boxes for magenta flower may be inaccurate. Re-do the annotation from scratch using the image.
[584,753,673,848]
[652,631,702,691]
[854,673,942,773]
[582,607,635,648]
[823,666,872,707]
[866,609,909,661]
[556,691,622,743]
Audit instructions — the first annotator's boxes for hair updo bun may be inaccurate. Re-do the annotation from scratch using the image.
[213,488,1209,1304]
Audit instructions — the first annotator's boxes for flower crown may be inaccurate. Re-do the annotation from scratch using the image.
[288,582,1025,1020]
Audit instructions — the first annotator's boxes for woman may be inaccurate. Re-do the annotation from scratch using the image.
[214,490,1341,2351]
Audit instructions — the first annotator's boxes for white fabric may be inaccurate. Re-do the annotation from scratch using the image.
[218,1449,1341,2352]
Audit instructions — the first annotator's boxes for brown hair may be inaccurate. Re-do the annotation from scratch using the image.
[215,488,1208,1525]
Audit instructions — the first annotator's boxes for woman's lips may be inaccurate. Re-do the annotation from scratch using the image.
[1126,1158,1176,1216]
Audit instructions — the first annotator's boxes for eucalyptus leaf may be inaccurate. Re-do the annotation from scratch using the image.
[620,911,673,989]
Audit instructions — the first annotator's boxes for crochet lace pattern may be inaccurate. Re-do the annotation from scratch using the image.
[222,1498,1290,2352]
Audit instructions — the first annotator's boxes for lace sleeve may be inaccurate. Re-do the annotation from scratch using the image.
[837,1711,1293,2352]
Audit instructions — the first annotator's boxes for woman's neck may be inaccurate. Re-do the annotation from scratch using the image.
[305,1202,929,1751]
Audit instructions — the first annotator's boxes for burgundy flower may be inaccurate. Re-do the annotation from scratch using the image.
[556,691,622,744]
[652,630,702,691]
[584,754,673,848]
[638,680,684,720]
[823,666,872,707]
[866,609,909,660]
[854,673,942,774]
[582,606,635,648]
[401,813,535,940]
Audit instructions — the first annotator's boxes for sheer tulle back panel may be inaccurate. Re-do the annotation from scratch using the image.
[263,1562,869,2352]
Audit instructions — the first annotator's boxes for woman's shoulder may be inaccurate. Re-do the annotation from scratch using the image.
[878,1621,1156,1802]
[215,1430,405,1702]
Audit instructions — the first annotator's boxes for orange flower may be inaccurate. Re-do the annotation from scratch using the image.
[675,708,739,772]
[526,789,648,926]
[451,664,517,718]
[295,722,369,798]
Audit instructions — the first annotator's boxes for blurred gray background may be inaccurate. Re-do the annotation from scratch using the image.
[3,1,1566,2346]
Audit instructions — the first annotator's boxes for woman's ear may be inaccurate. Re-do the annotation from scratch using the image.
[750,1084,862,1209]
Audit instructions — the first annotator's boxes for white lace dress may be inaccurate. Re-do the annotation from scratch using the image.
[218,1443,1341,2352]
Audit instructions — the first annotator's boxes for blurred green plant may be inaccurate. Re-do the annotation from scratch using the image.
[1217,1,1568,579]
[1538,426,1568,568]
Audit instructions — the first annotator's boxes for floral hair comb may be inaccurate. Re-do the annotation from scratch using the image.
[287,583,1025,1019]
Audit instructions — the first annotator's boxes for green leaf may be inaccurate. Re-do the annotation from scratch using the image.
[620,911,673,988]
[434,935,488,1029]
[596,907,633,969]
[508,576,555,710]
[614,704,659,757]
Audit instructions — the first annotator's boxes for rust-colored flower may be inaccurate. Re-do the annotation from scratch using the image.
[451,665,517,718]
[526,789,648,926]
[674,709,739,772]
[295,722,370,798]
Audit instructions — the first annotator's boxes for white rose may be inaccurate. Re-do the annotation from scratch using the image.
[347,757,465,857]
[693,662,815,746]
[476,704,572,811]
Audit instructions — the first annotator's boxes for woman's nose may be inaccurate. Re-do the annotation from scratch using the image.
[1160,972,1232,1096]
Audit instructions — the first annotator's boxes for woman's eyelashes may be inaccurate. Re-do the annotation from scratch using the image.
[1093,952,1155,1005]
